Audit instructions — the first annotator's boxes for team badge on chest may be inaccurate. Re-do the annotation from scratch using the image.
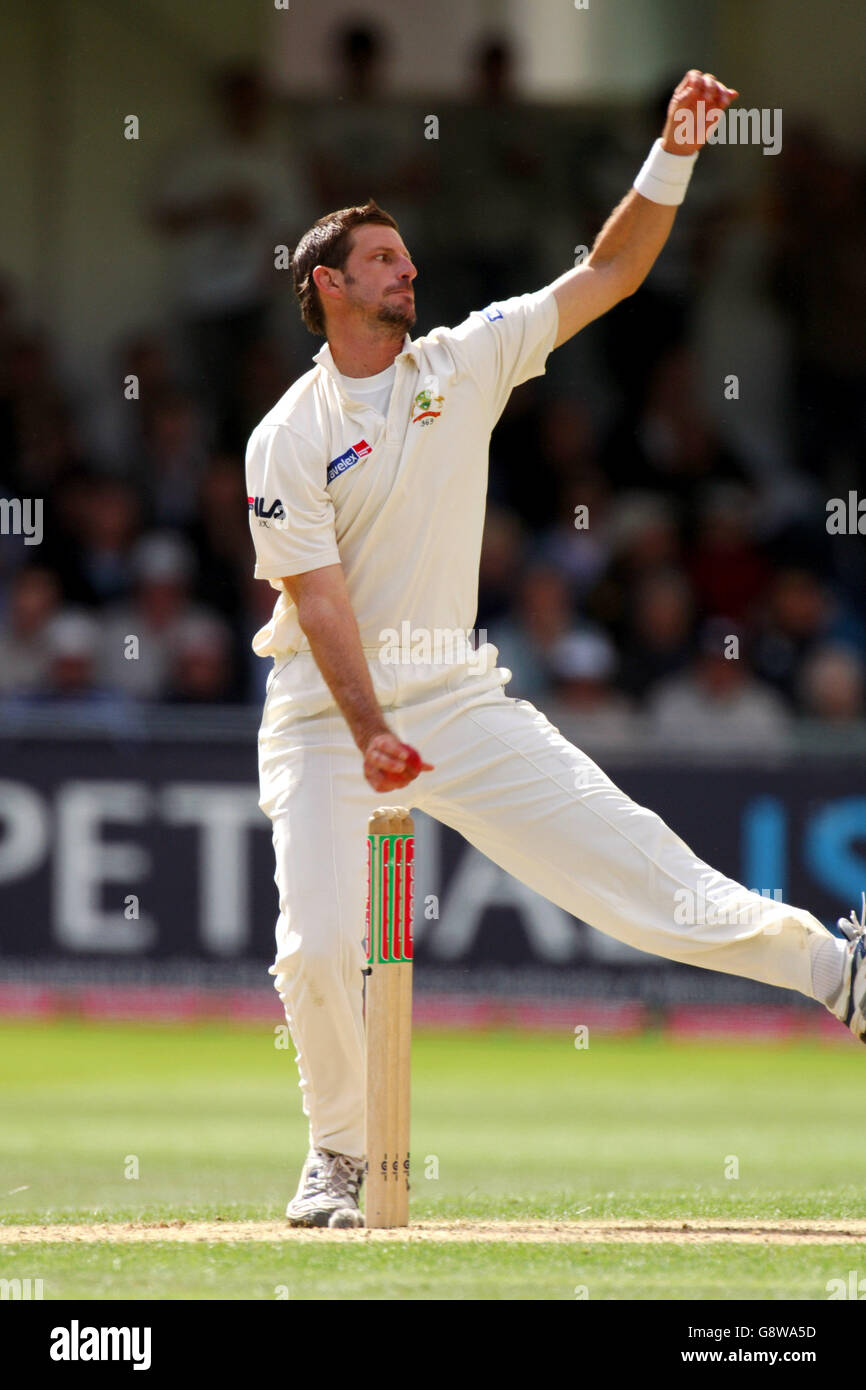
[411,375,445,427]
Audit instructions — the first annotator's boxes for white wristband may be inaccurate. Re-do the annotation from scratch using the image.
[633,138,699,206]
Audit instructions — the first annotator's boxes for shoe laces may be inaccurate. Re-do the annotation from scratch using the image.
[837,891,866,943]
[305,1149,363,1201]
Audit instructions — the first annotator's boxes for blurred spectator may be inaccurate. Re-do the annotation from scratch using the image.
[87,331,180,474]
[648,620,791,752]
[601,345,748,513]
[618,568,695,699]
[476,505,527,629]
[753,568,866,705]
[588,491,681,635]
[151,62,309,446]
[538,397,601,493]
[235,336,297,448]
[769,128,866,483]
[307,22,430,258]
[607,492,681,571]
[493,566,574,702]
[38,466,92,587]
[331,20,385,102]
[797,645,865,722]
[56,476,142,607]
[471,34,512,104]
[445,35,549,308]
[548,628,636,748]
[686,484,771,622]
[165,613,234,703]
[14,401,84,496]
[0,331,79,494]
[98,531,222,700]
[42,611,104,698]
[187,455,251,620]
[0,566,61,694]
[488,380,556,531]
[5,609,138,733]
[140,391,209,529]
[536,466,612,601]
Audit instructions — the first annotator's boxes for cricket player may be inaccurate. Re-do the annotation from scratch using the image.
[246,71,866,1226]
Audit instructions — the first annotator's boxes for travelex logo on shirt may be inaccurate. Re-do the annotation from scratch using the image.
[482,305,503,321]
[248,495,285,522]
[326,438,372,484]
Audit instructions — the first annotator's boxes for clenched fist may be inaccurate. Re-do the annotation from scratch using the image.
[662,70,739,157]
[363,731,434,793]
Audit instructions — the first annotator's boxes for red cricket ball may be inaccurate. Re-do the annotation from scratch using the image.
[402,745,422,775]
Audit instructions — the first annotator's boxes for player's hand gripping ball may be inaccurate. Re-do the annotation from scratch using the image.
[363,732,434,793]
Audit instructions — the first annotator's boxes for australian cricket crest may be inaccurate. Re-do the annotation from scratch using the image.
[411,374,444,427]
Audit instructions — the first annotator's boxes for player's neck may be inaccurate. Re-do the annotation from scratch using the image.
[326,326,406,379]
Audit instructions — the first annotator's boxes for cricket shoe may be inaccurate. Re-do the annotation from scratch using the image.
[829,893,866,1042]
[285,1147,365,1227]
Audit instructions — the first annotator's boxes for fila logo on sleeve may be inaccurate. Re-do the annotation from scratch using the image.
[327,439,372,484]
[248,496,285,523]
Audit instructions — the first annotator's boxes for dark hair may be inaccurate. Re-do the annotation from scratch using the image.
[291,198,399,337]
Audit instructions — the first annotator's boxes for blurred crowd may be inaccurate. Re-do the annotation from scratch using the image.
[1,23,865,750]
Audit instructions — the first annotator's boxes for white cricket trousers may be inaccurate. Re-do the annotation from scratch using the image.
[258,649,831,1160]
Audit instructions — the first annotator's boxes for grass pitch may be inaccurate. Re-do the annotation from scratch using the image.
[1,1020,864,1299]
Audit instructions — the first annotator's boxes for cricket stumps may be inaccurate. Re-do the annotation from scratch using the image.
[364,807,414,1229]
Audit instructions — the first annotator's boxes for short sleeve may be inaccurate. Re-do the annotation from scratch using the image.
[245,423,341,581]
[445,286,559,422]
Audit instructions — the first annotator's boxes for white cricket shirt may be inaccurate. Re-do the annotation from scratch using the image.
[334,362,396,419]
[245,287,559,663]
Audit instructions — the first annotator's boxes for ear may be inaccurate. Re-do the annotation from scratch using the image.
[312,264,340,303]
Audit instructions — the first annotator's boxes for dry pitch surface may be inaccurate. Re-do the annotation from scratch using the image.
[5,1218,866,1246]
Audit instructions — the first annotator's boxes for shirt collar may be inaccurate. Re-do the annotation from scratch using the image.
[313,335,418,394]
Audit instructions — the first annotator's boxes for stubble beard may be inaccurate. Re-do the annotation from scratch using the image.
[374,298,416,333]
[344,275,416,334]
